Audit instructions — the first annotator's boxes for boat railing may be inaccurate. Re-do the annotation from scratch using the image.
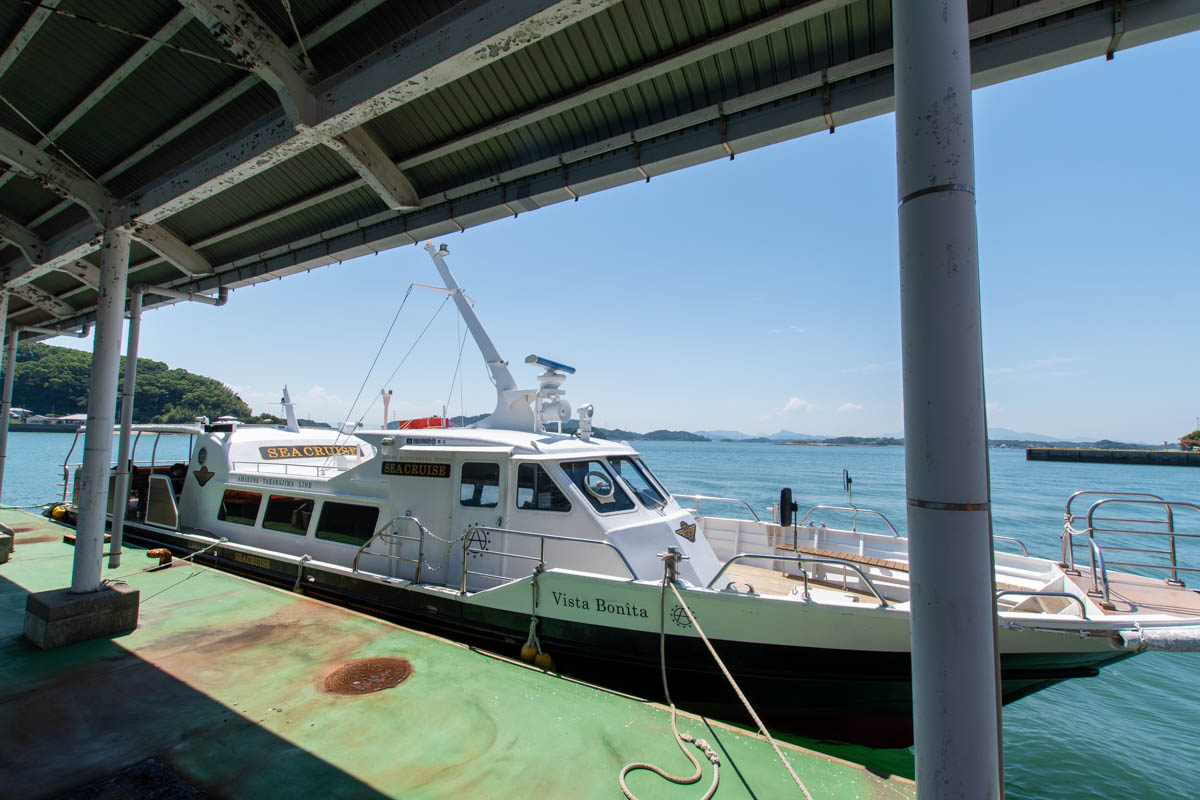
[993,535,1029,557]
[796,505,902,537]
[459,526,638,593]
[1062,497,1200,595]
[230,461,350,477]
[706,552,890,609]
[351,515,431,583]
[994,589,1088,618]
[674,494,760,522]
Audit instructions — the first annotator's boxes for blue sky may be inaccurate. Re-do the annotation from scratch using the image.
[50,30,1200,443]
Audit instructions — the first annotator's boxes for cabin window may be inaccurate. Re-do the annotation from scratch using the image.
[315,502,381,546]
[515,463,571,512]
[218,489,262,526]
[460,462,500,507]
[607,457,667,509]
[262,495,315,535]
[560,460,635,514]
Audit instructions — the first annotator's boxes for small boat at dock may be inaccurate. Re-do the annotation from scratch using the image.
[51,243,1200,747]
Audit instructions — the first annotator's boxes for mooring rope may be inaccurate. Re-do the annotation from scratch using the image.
[618,561,721,800]
[107,537,227,582]
[666,579,815,800]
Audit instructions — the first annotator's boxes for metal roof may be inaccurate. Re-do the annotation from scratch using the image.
[0,0,1196,334]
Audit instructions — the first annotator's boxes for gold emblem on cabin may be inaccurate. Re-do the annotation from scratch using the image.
[193,466,214,487]
[675,521,696,542]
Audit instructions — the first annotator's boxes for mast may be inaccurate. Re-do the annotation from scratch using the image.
[424,242,534,430]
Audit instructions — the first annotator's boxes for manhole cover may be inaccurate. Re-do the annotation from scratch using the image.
[323,657,412,694]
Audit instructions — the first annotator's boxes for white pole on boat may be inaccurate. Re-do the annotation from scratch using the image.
[72,227,131,594]
[894,2,1003,798]
[109,288,143,569]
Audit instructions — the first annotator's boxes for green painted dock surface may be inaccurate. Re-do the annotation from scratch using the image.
[0,510,913,800]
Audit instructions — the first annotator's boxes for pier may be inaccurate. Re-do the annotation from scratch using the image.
[0,509,912,800]
[0,3,1197,798]
[1027,448,1200,467]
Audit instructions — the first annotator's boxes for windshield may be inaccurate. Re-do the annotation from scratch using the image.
[560,460,634,514]
[607,456,667,509]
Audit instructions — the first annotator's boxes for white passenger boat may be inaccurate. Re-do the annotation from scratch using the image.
[55,243,1200,747]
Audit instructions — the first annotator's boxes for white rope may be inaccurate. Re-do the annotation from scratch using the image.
[668,580,815,800]
[618,568,720,800]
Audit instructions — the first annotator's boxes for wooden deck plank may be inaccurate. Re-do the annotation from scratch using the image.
[1066,568,1200,617]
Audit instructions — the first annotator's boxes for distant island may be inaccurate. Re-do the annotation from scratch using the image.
[11,342,252,424]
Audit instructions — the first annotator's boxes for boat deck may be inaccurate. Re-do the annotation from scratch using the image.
[0,510,913,800]
[1066,567,1200,617]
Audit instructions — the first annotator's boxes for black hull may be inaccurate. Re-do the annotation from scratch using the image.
[117,523,1130,748]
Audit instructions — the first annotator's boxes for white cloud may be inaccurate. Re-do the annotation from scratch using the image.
[769,325,806,335]
[838,402,863,413]
[782,397,816,413]
[986,401,1003,413]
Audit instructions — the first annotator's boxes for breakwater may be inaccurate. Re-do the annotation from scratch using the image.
[1026,447,1200,466]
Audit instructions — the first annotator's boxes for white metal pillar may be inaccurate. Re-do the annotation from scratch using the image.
[0,305,15,504]
[108,289,142,569]
[71,227,131,594]
[894,1,1002,798]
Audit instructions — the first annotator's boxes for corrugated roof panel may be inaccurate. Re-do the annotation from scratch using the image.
[0,175,54,225]
[55,35,248,188]
[167,145,358,245]
[307,1,456,78]
[0,6,151,138]
[110,83,281,196]
[201,185,385,266]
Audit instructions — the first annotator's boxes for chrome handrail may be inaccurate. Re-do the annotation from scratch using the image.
[1060,491,1171,573]
[352,514,430,582]
[1082,498,1200,588]
[993,535,1029,557]
[230,460,350,477]
[673,494,760,522]
[995,590,1088,618]
[1089,538,1113,609]
[705,552,890,609]
[796,505,901,537]
[459,525,638,593]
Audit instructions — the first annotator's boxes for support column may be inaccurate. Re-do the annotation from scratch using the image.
[71,228,131,594]
[894,2,1002,798]
[0,303,15,504]
[109,289,142,569]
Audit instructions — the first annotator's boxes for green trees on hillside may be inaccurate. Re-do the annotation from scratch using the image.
[14,343,251,423]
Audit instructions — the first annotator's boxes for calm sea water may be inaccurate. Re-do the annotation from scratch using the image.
[5,433,1197,796]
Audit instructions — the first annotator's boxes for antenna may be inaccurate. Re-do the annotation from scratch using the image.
[281,386,299,433]
[423,242,535,431]
[381,389,392,428]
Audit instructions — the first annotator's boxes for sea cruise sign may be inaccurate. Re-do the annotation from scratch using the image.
[382,461,452,478]
[259,445,360,459]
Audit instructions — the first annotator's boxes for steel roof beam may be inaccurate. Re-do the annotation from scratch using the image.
[60,261,101,289]
[131,223,213,277]
[178,0,316,127]
[9,0,1200,309]
[131,0,618,225]
[23,0,389,233]
[0,213,45,265]
[0,0,60,78]
[0,125,109,224]
[179,0,419,210]
[9,284,73,318]
[0,124,212,281]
